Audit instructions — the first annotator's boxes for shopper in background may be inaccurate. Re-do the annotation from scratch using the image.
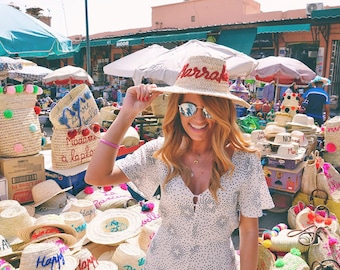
[262,80,275,102]
[85,55,274,270]
[301,78,330,126]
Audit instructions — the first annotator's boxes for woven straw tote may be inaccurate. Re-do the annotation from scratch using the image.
[49,84,100,129]
[49,84,101,169]
[0,84,43,157]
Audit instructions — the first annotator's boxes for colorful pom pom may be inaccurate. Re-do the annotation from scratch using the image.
[25,84,34,93]
[37,87,43,95]
[84,186,94,194]
[119,183,128,190]
[41,137,47,146]
[326,143,337,153]
[4,109,13,119]
[103,186,112,192]
[15,85,24,93]
[275,258,285,267]
[329,237,338,246]
[82,128,90,136]
[34,106,41,115]
[29,123,37,132]
[13,143,24,153]
[92,124,101,133]
[6,86,16,94]
[262,239,271,248]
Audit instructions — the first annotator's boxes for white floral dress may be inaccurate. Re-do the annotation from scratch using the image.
[116,137,274,270]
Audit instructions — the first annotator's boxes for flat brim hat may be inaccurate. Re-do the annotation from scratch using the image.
[17,214,77,247]
[32,180,73,208]
[86,208,142,246]
[266,143,306,160]
[154,55,251,108]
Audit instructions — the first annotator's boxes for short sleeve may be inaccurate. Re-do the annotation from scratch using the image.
[116,137,166,199]
[238,153,274,217]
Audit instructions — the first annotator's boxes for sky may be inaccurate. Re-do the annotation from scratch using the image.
[0,0,338,37]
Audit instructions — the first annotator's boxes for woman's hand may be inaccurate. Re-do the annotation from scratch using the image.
[120,84,162,116]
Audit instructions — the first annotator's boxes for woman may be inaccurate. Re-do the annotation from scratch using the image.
[85,55,274,269]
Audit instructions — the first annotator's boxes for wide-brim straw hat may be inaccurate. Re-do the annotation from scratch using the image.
[17,214,77,247]
[86,208,142,246]
[18,242,78,270]
[31,180,73,208]
[72,248,118,269]
[0,235,22,260]
[67,199,102,223]
[154,55,251,108]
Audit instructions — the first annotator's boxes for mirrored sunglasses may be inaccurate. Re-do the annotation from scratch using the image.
[178,102,212,119]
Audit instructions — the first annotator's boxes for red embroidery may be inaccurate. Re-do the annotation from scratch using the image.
[178,63,229,83]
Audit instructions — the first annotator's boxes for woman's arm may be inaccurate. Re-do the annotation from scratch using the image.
[85,84,161,187]
[238,214,259,270]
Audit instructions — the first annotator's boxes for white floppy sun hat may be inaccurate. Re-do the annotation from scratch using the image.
[154,55,250,108]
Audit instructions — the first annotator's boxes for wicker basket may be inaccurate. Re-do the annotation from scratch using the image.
[151,94,168,116]
[99,105,119,126]
[51,125,100,169]
[0,86,42,157]
[49,84,100,129]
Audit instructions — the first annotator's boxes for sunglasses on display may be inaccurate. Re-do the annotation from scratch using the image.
[178,102,212,119]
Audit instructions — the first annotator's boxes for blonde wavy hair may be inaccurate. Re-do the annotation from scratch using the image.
[154,93,255,201]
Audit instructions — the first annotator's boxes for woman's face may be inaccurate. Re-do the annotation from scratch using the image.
[179,94,215,142]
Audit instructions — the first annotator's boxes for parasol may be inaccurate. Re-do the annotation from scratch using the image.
[8,65,53,82]
[133,39,258,85]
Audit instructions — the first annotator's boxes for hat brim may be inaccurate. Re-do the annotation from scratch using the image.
[86,208,142,246]
[17,222,77,244]
[154,86,251,108]
[17,233,77,250]
[267,147,306,160]
[33,186,73,208]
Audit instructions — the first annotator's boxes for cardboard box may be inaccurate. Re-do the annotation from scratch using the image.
[0,154,45,203]
[0,175,8,200]
[267,157,304,170]
[264,162,305,193]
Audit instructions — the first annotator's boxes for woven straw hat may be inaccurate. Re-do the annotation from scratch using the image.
[0,205,36,246]
[75,185,135,211]
[0,200,20,212]
[18,242,78,270]
[72,248,118,270]
[112,242,146,270]
[86,208,142,246]
[0,235,21,259]
[68,199,101,223]
[16,214,77,247]
[32,180,73,207]
[154,55,250,108]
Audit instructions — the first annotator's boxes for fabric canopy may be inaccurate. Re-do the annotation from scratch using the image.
[257,24,311,34]
[0,4,73,57]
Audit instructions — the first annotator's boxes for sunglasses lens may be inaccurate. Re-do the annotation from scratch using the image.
[178,103,212,119]
[179,103,197,117]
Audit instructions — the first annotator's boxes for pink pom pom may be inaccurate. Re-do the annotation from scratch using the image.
[6,86,16,94]
[326,143,337,153]
[329,237,338,246]
[37,87,43,95]
[25,84,34,93]
[103,186,112,192]
[84,186,94,194]
[119,183,128,190]
[13,143,23,152]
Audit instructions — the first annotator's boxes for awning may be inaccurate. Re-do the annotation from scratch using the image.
[311,8,340,19]
[144,31,209,44]
[116,37,143,47]
[257,24,310,34]
[217,28,257,55]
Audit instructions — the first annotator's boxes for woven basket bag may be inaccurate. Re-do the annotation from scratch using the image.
[49,84,100,129]
[49,84,101,169]
[51,125,100,169]
[0,84,43,157]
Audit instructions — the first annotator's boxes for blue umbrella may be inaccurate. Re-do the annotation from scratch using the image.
[0,4,73,58]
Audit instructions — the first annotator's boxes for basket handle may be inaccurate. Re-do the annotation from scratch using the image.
[309,189,328,205]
